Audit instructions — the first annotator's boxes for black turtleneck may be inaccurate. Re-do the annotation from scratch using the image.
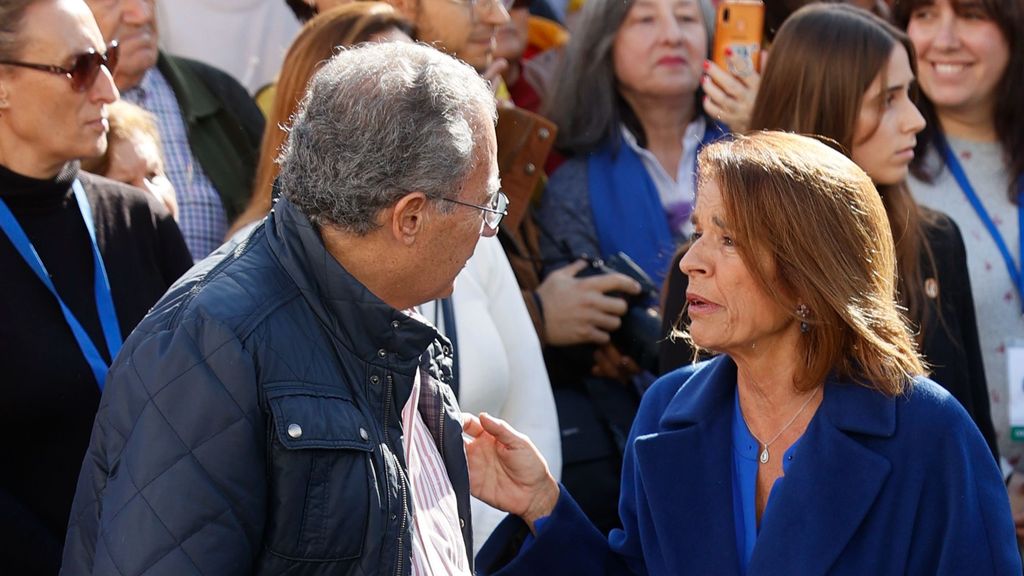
[0,163,192,574]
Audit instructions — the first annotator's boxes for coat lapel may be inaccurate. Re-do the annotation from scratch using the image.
[634,357,741,575]
[748,381,895,575]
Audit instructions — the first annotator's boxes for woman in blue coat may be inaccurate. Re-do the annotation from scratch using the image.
[464,131,1020,575]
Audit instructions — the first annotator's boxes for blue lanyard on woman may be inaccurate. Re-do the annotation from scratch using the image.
[938,136,1024,315]
[0,180,122,388]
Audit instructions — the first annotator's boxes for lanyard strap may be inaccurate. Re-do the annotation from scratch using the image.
[938,136,1024,314]
[0,179,122,388]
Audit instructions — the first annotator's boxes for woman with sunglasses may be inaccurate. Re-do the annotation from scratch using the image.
[0,1,192,572]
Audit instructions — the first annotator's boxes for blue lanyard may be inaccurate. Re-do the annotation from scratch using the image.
[0,180,123,388]
[938,136,1024,315]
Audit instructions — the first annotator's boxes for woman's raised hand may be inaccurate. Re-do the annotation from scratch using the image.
[701,59,762,133]
[463,412,560,532]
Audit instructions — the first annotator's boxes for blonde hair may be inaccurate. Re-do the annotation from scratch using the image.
[688,131,925,396]
[80,100,161,176]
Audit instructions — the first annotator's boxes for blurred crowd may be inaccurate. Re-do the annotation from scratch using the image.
[1,0,1021,573]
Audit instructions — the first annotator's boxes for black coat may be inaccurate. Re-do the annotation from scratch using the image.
[60,198,473,575]
[659,213,999,462]
[0,165,192,576]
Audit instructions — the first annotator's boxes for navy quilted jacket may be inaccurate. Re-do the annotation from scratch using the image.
[60,198,473,575]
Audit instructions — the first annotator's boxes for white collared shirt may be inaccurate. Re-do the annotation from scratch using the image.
[620,116,706,238]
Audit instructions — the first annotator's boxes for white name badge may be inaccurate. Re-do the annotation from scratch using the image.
[1010,341,1024,441]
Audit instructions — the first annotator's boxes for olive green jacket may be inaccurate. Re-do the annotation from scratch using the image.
[157,53,264,223]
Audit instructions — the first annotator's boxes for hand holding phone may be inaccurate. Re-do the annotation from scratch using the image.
[711,0,765,77]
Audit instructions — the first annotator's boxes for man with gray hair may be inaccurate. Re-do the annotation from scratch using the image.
[60,42,498,576]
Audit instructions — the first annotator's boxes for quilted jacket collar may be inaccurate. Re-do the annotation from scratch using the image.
[267,198,440,375]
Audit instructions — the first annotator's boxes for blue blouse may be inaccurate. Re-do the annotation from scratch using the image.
[731,390,803,575]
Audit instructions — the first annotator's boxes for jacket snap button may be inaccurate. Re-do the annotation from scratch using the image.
[370,375,380,385]
[524,162,536,175]
[538,127,550,140]
[287,423,302,438]
[443,345,451,355]
[459,517,465,528]
[391,320,400,329]
[359,427,369,441]
[377,348,386,358]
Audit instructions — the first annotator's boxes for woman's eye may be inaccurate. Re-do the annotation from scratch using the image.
[910,7,935,21]
[722,236,735,247]
[690,231,703,242]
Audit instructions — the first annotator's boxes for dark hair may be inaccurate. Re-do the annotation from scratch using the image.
[285,0,318,23]
[750,3,939,342]
[765,0,892,41]
[893,0,1024,203]
[543,0,714,156]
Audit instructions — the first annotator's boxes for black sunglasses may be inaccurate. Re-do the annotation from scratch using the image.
[0,40,119,92]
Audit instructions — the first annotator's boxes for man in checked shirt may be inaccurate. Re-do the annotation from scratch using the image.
[84,0,263,260]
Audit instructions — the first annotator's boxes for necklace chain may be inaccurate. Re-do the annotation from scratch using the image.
[749,387,821,465]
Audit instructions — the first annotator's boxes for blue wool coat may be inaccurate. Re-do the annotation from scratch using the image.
[477,355,1021,575]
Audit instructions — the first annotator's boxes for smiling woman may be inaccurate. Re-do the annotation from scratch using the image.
[894,0,1024,481]
[0,0,191,572]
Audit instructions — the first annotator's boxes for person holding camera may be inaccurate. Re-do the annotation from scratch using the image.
[531,0,722,534]
[467,131,1019,576]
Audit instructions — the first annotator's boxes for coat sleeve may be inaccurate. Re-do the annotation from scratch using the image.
[904,387,1020,574]
[476,372,687,575]
[60,315,267,576]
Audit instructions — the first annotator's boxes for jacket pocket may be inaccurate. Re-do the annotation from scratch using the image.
[264,385,376,562]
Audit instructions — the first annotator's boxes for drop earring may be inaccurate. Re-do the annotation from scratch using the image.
[796,303,810,334]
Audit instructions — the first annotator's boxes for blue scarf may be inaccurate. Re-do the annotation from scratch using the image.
[587,122,727,290]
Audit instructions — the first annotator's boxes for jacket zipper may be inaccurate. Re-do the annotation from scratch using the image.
[384,372,408,576]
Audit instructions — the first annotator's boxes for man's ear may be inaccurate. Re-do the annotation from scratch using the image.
[0,81,9,110]
[391,191,430,246]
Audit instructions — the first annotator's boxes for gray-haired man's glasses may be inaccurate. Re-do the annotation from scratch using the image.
[440,190,509,231]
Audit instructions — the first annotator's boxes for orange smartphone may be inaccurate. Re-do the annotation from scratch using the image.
[712,0,765,77]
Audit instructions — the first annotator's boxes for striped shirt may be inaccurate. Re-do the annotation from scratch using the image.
[401,367,472,576]
[121,68,228,260]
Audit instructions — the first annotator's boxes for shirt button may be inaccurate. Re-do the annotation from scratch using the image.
[370,375,380,385]
[443,345,451,355]
[538,127,550,140]
[287,423,302,438]
[359,427,369,441]
[459,517,465,528]
[524,162,536,175]
[378,349,387,358]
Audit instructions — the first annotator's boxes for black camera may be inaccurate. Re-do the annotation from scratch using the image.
[575,252,663,374]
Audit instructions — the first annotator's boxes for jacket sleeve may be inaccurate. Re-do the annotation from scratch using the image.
[60,314,267,576]
[535,159,600,276]
[476,373,687,575]
[904,389,1020,574]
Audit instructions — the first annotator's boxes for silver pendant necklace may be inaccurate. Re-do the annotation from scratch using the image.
[749,386,821,465]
